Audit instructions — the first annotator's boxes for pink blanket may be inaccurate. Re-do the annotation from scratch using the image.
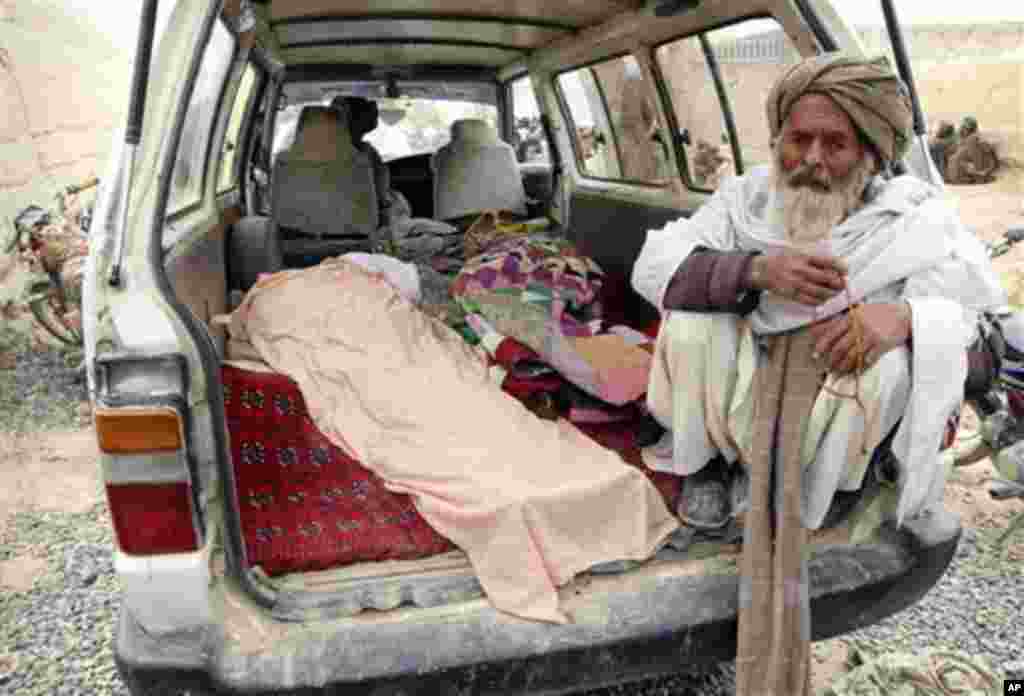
[229,259,678,623]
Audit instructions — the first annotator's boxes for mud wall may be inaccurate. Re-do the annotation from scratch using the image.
[0,0,132,247]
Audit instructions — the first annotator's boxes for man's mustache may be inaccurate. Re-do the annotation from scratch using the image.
[787,163,832,192]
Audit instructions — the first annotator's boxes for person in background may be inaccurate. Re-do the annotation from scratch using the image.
[927,120,957,182]
[332,96,397,225]
[946,115,1000,185]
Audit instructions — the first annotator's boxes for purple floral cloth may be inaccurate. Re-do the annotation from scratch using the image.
[451,236,605,314]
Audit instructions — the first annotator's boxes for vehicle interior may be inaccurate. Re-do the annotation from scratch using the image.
[149,0,952,636]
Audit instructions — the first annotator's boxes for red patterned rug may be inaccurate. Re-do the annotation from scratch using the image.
[223,364,680,577]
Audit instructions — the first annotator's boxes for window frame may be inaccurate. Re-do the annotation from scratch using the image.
[646,43,696,189]
[505,73,552,165]
[699,32,745,177]
[552,52,673,189]
[165,17,238,219]
[235,54,273,214]
[588,65,624,175]
[215,61,262,196]
[651,13,796,193]
[498,73,515,145]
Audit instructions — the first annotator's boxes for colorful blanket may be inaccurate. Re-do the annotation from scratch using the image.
[451,236,650,406]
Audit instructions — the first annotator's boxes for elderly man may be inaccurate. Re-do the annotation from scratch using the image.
[632,54,1005,531]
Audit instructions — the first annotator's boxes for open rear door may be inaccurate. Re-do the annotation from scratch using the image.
[878,0,943,185]
[811,0,942,185]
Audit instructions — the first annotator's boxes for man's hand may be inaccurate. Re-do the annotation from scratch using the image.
[809,302,913,376]
[746,251,848,305]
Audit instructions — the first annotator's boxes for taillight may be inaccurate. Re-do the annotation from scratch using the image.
[105,482,199,554]
[94,403,201,555]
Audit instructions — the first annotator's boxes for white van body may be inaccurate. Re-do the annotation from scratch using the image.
[83,1,958,693]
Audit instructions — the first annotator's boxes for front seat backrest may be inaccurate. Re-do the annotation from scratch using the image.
[431,118,528,222]
[272,104,378,239]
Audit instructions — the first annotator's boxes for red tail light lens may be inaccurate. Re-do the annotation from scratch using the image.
[105,482,199,555]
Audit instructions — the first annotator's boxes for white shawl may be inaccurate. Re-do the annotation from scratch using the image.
[633,166,1006,522]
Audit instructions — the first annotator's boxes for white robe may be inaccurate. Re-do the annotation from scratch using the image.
[632,166,1006,524]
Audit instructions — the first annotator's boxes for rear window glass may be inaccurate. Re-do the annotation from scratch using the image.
[167,20,235,213]
[272,98,499,163]
[556,55,673,185]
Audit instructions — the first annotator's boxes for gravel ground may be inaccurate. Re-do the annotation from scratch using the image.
[0,509,126,695]
[840,523,1024,679]
[1,348,1022,696]
[0,340,86,434]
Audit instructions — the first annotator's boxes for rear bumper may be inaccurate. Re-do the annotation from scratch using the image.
[115,509,960,695]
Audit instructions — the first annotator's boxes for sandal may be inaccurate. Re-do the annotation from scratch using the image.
[675,461,732,530]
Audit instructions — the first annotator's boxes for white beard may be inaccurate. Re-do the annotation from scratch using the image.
[772,149,875,246]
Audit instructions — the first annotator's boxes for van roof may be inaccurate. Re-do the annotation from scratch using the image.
[253,0,648,72]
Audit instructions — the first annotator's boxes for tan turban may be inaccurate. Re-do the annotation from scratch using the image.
[766,53,913,165]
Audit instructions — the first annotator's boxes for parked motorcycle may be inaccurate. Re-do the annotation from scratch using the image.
[8,178,96,350]
[952,225,1024,541]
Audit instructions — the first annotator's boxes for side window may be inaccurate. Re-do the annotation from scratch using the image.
[655,18,802,190]
[557,68,618,178]
[508,76,549,164]
[217,63,258,193]
[557,55,672,185]
[167,20,235,214]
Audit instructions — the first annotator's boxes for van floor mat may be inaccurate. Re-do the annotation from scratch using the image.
[222,364,681,577]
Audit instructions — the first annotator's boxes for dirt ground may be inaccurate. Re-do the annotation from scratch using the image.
[0,429,100,591]
[0,172,1023,690]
